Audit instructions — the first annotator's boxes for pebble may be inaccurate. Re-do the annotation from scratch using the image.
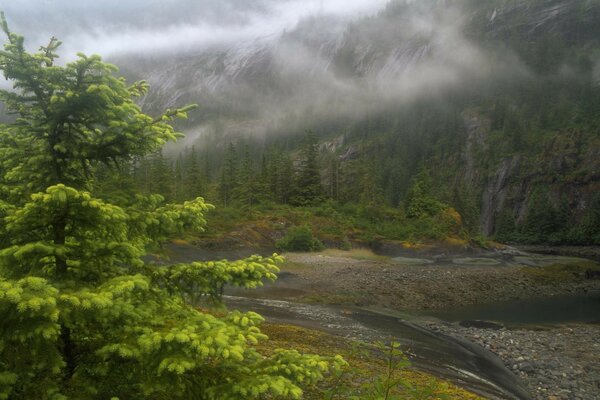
[419,322,600,400]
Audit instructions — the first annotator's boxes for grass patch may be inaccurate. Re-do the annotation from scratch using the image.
[259,324,483,400]
[522,261,598,284]
[322,248,390,262]
[280,260,315,272]
[195,203,472,248]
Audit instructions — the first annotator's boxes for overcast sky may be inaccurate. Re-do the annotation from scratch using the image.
[2,0,388,57]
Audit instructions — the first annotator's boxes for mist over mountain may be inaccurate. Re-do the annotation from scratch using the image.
[1,0,387,56]
[2,0,599,239]
[117,0,508,144]
[110,0,598,151]
[3,0,598,142]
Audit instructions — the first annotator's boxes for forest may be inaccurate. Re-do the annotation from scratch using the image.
[1,1,599,399]
[103,0,600,247]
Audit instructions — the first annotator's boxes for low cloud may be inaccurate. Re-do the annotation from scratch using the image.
[1,0,533,146]
[2,0,388,57]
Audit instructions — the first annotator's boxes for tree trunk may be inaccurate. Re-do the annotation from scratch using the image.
[61,326,76,382]
[53,220,67,274]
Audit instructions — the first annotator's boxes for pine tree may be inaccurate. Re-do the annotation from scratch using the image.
[265,147,294,205]
[290,131,323,206]
[184,146,204,199]
[219,142,238,206]
[257,153,271,203]
[404,170,446,219]
[0,18,342,400]
[233,145,259,207]
[328,156,339,202]
[358,159,384,210]
[149,150,173,200]
[277,155,294,204]
[173,153,184,201]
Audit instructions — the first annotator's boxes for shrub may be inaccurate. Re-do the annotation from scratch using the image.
[276,225,325,252]
[340,238,353,251]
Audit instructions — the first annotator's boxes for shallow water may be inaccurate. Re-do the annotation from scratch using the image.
[166,243,599,399]
[427,293,600,325]
[225,296,531,400]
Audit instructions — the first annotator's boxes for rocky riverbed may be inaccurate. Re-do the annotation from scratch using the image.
[420,322,600,400]
[168,243,600,399]
[238,249,600,312]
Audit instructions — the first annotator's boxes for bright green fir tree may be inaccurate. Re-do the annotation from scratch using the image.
[0,15,342,400]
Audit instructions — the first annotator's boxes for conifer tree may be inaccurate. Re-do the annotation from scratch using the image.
[522,188,559,242]
[404,170,445,218]
[328,156,340,202]
[233,145,259,207]
[219,142,238,206]
[275,153,294,205]
[257,153,271,203]
[0,17,342,400]
[172,153,184,201]
[149,150,173,200]
[290,131,323,206]
[264,147,293,205]
[184,146,204,200]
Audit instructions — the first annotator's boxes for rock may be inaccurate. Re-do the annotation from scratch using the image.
[520,362,535,373]
[458,319,504,329]
[416,322,600,400]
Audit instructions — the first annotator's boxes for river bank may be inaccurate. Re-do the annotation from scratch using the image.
[223,249,600,312]
[166,242,600,399]
[420,322,600,400]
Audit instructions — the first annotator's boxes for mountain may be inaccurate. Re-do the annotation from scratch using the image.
[3,0,600,242]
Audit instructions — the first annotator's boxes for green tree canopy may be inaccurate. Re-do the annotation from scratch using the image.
[0,14,342,400]
[290,131,324,206]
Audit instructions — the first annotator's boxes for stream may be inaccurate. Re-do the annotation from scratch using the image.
[164,244,600,399]
[225,295,532,400]
[425,293,600,326]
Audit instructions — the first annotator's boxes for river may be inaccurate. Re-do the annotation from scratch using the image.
[164,243,599,399]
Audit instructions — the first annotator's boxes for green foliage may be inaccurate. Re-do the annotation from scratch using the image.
[276,225,325,252]
[232,145,262,207]
[521,187,560,243]
[404,171,446,219]
[496,191,600,246]
[0,15,191,201]
[83,0,600,246]
[323,341,450,400]
[578,193,600,244]
[290,131,324,206]
[201,202,467,250]
[521,261,597,285]
[219,142,238,206]
[0,20,343,400]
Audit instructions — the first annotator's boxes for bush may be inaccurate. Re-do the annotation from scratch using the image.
[276,225,324,252]
[340,238,352,251]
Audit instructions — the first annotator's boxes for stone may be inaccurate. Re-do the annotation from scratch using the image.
[520,362,535,373]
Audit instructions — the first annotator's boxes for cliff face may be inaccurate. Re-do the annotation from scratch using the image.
[60,0,600,239]
[455,112,599,236]
[115,0,498,134]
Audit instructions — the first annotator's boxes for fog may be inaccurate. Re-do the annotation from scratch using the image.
[1,0,532,142]
[2,0,388,56]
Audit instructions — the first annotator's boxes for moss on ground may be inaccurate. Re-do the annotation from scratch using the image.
[193,204,475,250]
[521,261,599,284]
[260,324,483,400]
[321,248,390,262]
